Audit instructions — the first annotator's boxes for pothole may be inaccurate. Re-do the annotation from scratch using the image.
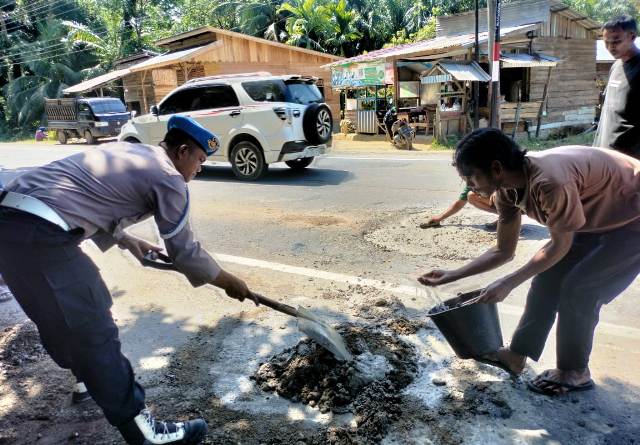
[365,211,497,260]
[252,324,419,443]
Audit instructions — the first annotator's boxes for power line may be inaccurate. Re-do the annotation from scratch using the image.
[4,3,86,33]
[1,44,94,66]
[2,27,112,59]
[1,0,55,15]
[7,0,70,18]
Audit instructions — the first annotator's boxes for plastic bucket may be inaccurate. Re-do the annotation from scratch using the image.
[427,290,503,359]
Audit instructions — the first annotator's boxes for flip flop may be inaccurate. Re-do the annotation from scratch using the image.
[526,378,595,396]
[473,357,521,378]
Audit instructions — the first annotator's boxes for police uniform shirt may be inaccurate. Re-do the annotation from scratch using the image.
[5,142,220,287]
[594,52,640,158]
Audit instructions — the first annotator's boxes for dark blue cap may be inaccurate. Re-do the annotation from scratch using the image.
[167,115,219,156]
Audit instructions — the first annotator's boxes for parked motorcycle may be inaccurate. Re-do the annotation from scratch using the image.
[384,107,415,150]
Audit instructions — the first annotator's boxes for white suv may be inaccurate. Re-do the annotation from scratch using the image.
[118,72,333,180]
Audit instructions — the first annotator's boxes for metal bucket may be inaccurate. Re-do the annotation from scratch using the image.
[427,290,503,359]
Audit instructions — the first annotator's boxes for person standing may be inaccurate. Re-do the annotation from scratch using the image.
[0,116,258,444]
[419,128,640,396]
[594,15,640,159]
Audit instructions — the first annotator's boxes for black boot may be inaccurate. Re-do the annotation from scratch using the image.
[117,407,207,445]
[71,381,92,404]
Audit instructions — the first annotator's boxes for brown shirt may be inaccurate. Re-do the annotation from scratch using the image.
[495,146,640,233]
[6,142,221,287]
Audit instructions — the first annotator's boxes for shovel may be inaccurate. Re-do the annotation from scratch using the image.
[142,252,353,362]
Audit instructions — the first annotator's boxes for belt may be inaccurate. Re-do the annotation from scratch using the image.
[0,190,70,231]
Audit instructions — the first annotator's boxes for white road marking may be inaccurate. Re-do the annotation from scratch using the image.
[324,156,450,162]
[215,252,640,341]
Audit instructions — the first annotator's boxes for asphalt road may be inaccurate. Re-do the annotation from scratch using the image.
[1,141,639,444]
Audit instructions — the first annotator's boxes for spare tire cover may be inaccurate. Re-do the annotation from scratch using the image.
[303,103,333,145]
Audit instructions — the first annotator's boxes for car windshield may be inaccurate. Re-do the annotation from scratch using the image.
[241,79,323,105]
[89,100,127,114]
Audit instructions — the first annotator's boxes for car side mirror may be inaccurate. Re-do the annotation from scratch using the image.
[130,110,137,118]
[150,105,159,116]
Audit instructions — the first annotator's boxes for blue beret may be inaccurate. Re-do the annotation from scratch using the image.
[167,115,219,156]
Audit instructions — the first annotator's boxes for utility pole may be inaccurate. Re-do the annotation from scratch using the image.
[487,0,501,128]
[473,0,480,129]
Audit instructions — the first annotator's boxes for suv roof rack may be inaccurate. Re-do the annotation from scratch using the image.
[185,72,272,84]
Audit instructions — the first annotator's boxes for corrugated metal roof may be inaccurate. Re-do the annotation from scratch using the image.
[63,68,131,94]
[500,52,560,68]
[129,41,222,72]
[439,61,491,82]
[596,38,640,62]
[436,0,550,38]
[325,23,537,68]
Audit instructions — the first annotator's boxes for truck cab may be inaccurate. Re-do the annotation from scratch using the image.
[45,97,131,144]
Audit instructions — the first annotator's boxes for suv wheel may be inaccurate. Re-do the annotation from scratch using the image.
[303,104,333,145]
[285,157,314,170]
[57,131,67,144]
[230,141,267,180]
[84,130,96,145]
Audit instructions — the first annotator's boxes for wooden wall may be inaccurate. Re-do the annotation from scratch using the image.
[122,71,155,113]
[436,0,550,37]
[123,34,339,121]
[541,12,599,39]
[198,35,339,120]
[530,37,597,130]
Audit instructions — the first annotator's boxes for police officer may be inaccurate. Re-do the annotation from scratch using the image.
[0,116,258,444]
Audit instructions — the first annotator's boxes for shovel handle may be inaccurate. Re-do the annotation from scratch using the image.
[142,251,177,271]
[251,293,299,318]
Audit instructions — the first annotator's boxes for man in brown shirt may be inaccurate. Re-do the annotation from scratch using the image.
[419,128,640,396]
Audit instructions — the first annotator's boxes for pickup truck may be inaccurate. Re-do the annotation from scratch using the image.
[45,97,131,144]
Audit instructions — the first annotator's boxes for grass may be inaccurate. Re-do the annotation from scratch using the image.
[428,130,594,152]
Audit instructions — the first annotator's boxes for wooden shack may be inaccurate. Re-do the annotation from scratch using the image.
[436,0,600,135]
[328,0,601,139]
[64,27,342,120]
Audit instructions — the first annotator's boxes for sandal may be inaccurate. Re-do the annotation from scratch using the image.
[474,356,521,378]
[527,378,594,396]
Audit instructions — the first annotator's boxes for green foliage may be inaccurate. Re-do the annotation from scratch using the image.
[2,0,640,139]
[561,0,639,24]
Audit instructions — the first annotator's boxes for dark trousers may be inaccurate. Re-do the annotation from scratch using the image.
[0,209,145,426]
[510,225,640,370]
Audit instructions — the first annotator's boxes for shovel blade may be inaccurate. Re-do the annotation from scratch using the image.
[297,306,353,362]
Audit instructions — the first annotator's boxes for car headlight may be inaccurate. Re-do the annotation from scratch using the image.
[94,121,109,127]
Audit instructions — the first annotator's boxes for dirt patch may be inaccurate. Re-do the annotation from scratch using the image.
[0,323,47,375]
[252,324,418,444]
[364,211,497,260]
[282,214,348,227]
[0,323,110,445]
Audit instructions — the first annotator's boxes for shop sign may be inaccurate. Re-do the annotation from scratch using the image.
[421,74,452,84]
[331,62,391,88]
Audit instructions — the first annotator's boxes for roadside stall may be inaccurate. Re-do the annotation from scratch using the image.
[420,61,491,140]
[331,62,394,134]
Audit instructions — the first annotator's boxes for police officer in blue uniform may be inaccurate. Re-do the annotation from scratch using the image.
[0,116,258,445]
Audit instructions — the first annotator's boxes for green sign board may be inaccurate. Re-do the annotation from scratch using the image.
[331,62,391,88]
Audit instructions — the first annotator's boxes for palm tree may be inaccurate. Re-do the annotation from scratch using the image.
[235,0,286,41]
[278,0,332,51]
[3,20,85,128]
[325,0,361,57]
